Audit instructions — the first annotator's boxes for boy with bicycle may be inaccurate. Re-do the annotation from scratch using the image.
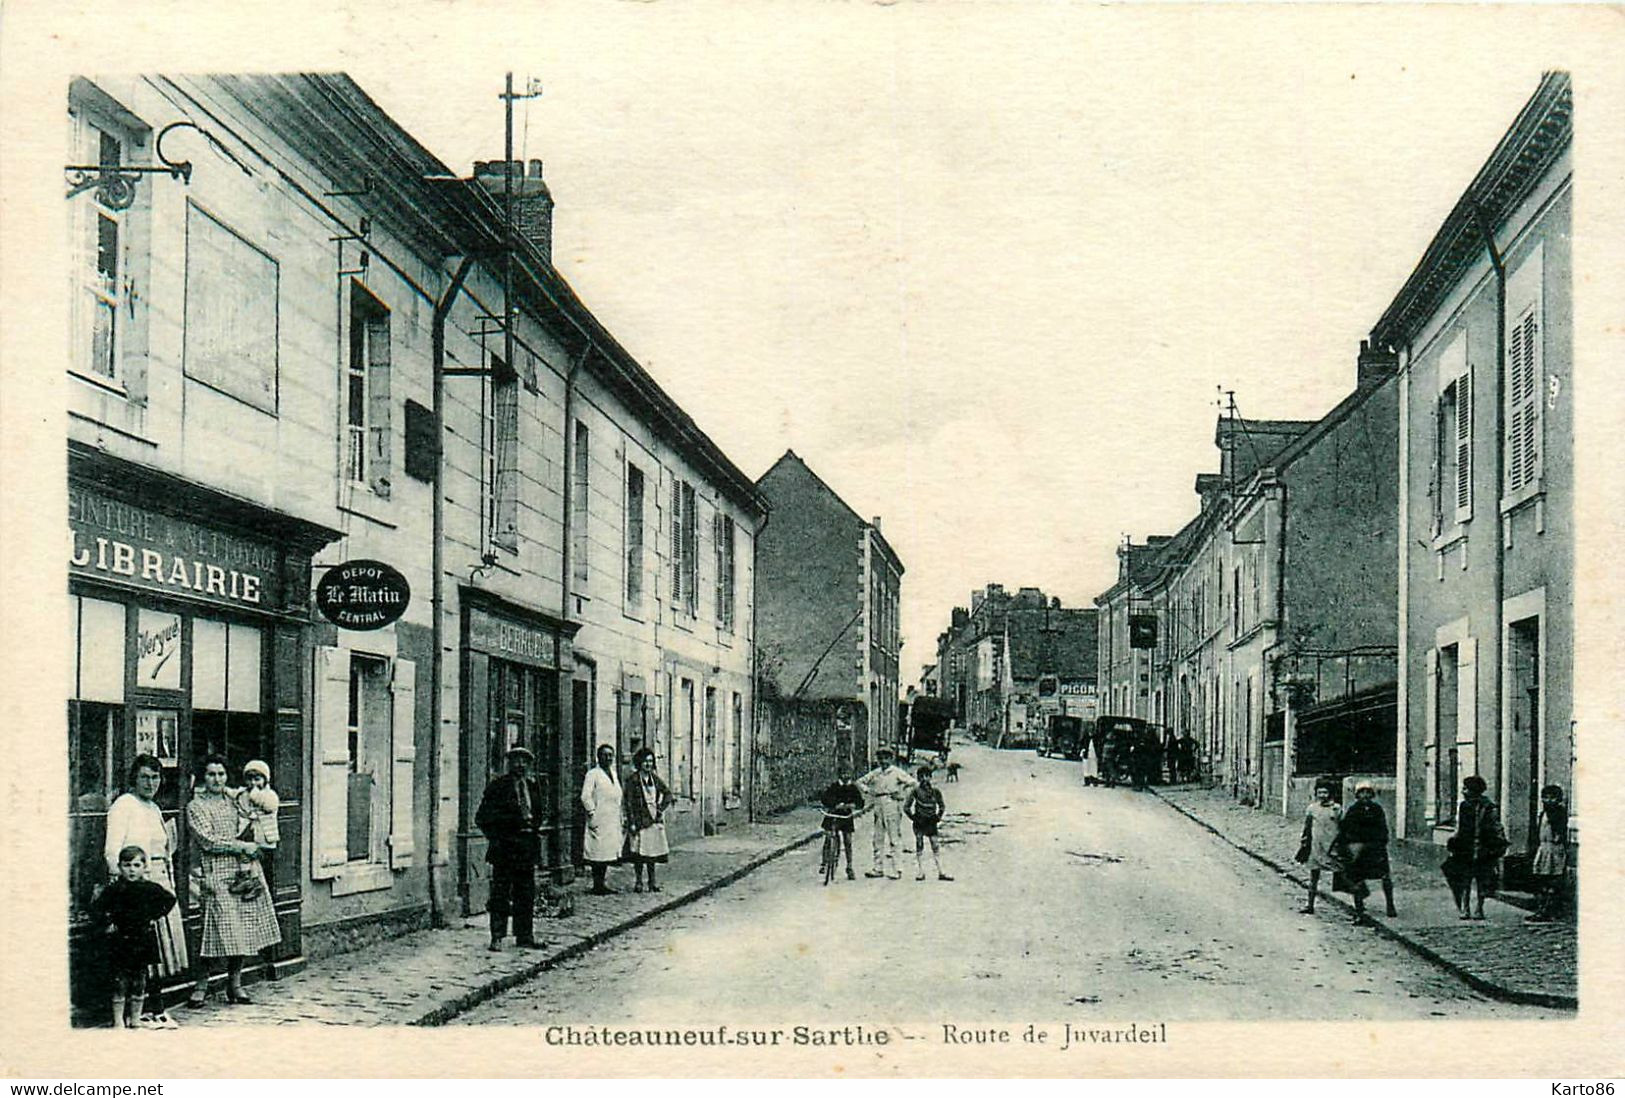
[818,766,866,881]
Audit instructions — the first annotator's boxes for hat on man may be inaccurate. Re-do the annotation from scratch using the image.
[504,745,535,760]
[876,746,895,760]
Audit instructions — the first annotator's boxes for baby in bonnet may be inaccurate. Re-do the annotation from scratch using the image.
[237,759,281,850]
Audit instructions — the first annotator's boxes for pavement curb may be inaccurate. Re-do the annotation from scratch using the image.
[1151,790,1578,1011]
[412,827,823,1026]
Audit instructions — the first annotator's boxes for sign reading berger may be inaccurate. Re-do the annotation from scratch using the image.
[69,484,280,607]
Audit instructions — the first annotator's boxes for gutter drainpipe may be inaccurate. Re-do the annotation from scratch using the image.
[749,507,770,821]
[1473,205,1509,815]
[557,343,591,877]
[430,253,477,927]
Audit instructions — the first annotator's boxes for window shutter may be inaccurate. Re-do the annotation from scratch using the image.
[312,646,351,878]
[388,657,417,869]
[682,484,698,617]
[708,506,721,620]
[1423,648,1438,825]
[367,319,392,499]
[1506,308,1542,493]
[1456,638,1477,780]
[1453,372,1472,523]
[669,476,683,608]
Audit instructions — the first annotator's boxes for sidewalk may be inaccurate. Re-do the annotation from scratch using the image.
[1156,785,1577,1009]
[181,806,823,1027]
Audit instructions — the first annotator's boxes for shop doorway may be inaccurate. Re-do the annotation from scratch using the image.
[1509,617,1541,850]
[570,674,592,867]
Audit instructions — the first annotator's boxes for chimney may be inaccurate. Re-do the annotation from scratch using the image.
[473,158,555,265]
[971,591,985,613]
[871,516,883,534]
[1357,339,1399,391]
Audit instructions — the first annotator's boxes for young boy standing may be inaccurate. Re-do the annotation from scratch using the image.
[91,846,178,1028]
[904,767,953,882]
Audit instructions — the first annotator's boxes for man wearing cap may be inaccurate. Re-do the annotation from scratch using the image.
[475,746,547,952]
[857,747,916,880]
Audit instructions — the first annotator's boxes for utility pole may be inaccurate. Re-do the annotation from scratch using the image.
[497,75,542,395]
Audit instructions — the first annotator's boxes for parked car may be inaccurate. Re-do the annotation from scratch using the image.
[1038,715,1084,760]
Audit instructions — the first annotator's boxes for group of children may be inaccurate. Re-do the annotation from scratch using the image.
[1297,775,1570,925]
[819,749,954,883]
[88,761,281,1028]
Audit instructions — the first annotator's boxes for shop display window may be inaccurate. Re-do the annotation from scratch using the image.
[486,658,558,797]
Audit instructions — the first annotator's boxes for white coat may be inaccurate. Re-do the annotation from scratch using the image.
[580,765,625,864]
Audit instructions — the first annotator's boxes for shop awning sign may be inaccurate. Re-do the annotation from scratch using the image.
[316,560,410,630]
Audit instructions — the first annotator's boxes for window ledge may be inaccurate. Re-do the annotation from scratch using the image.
[1500,483,1544,517]
[330,862,394,896]
[336,504,398,530]
[68,409,158,448]
[69,369,130,400]
[1430,527,1469,554]
[341,488,394,527]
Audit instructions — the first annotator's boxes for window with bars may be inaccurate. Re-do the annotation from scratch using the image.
[346,283,392,497]
[489,355,520,550]
[1505,303,1542,496]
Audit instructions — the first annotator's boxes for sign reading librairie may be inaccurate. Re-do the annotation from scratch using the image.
[70,485,280,608]
[315,560,410,630]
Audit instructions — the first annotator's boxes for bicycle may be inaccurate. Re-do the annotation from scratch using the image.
[819,807,855,886]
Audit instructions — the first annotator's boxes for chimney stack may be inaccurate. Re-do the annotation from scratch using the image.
[473,158,555,265]
[1356,339,1399,391]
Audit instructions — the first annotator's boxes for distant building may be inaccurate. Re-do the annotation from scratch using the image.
[1093,357,1399,812]
[1373,73,1574,874]
[934,585,1096,746]
[755,450,904,770]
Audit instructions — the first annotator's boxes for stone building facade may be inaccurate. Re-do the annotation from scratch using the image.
[64,73,763,1013]
[1374,74,1574,876]
[754,450,903,784]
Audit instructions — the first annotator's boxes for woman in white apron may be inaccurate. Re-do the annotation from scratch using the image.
[580,744,624,895]
[623,748,674,893]
[103,754,188,1027]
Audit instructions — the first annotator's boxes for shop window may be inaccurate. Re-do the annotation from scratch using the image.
[624,463,645,612]
[68,701,121,922]
[313,647,417,878]
[346,282,392,498]
[74,595,126,703]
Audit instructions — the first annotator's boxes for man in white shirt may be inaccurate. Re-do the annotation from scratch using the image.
[857,747,916,880]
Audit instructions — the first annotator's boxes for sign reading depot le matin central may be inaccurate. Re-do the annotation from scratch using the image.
[69,485,280,608]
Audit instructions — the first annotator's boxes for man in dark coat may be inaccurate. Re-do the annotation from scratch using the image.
[475,746,547,952]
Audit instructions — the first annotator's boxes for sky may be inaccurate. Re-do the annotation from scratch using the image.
[14,0,1598,690]
[326,6,1578,687]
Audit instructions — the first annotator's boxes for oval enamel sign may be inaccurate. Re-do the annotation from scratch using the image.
[315,560,411,630]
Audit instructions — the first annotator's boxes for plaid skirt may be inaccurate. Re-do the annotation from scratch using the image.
[197,853,280,958]
[147,854,190,978]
